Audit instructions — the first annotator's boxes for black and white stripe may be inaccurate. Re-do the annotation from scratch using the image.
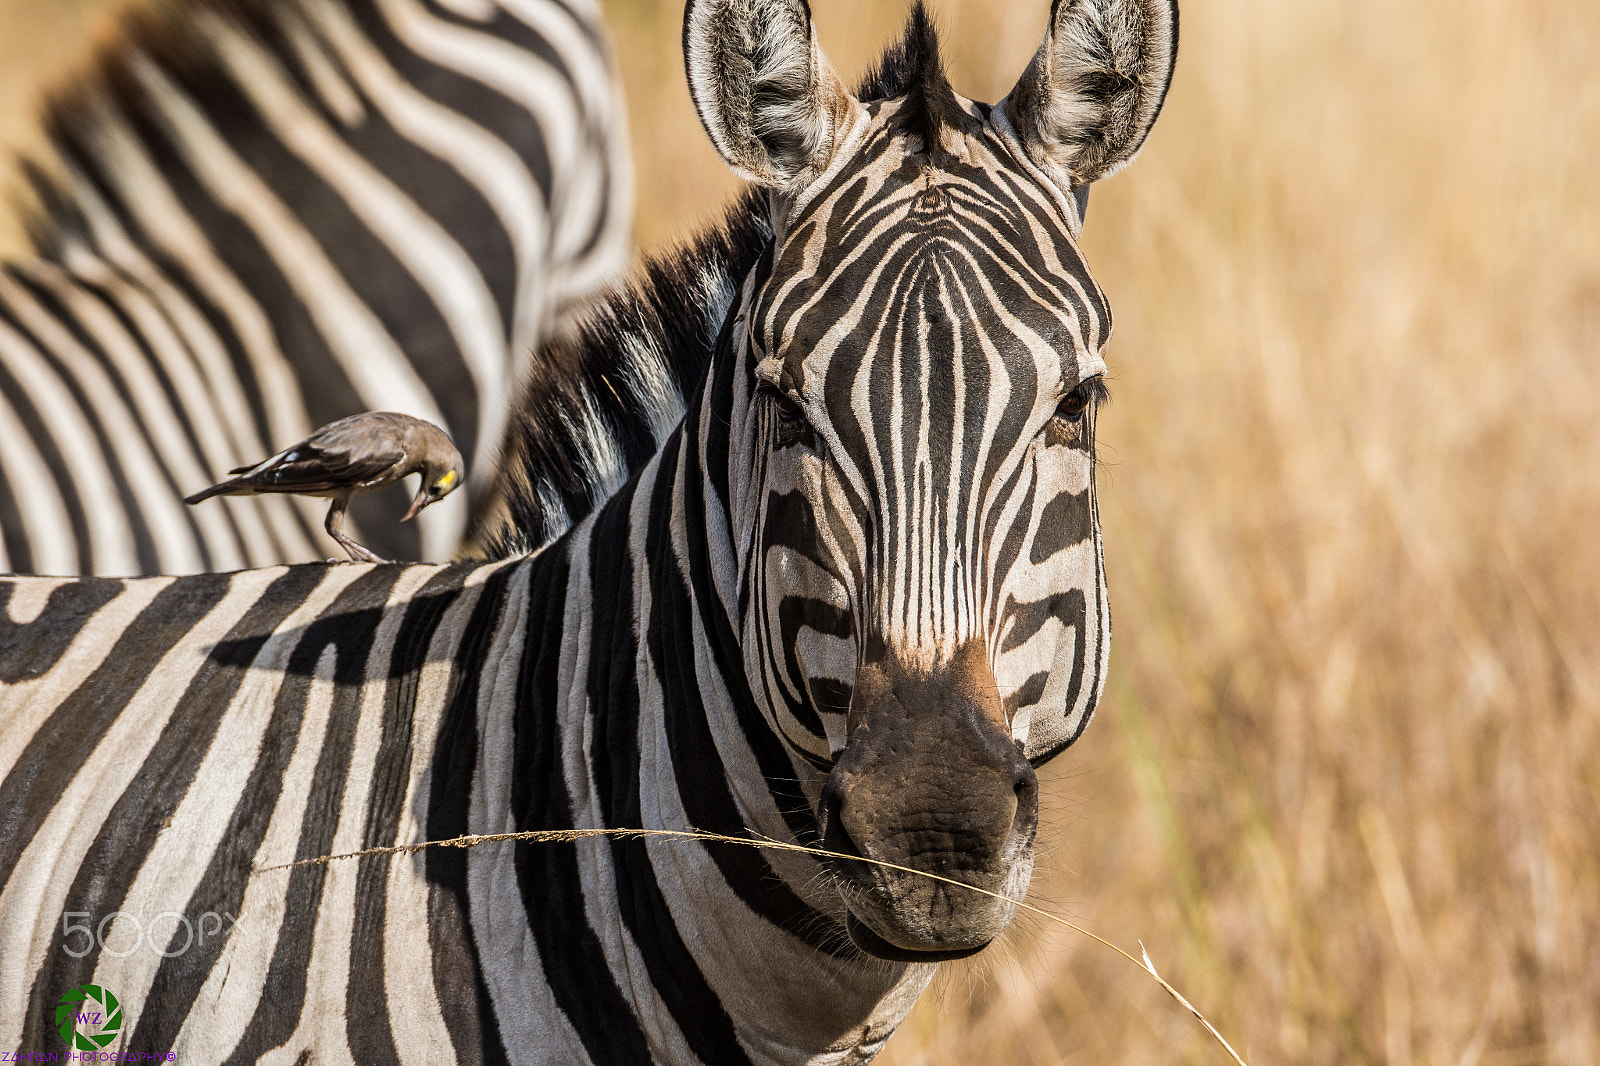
[0,0,1178,1059]
[0,0,631,575]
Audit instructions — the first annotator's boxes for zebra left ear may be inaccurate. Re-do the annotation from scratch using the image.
[683,0,855,187]
[1002,0,1179,189]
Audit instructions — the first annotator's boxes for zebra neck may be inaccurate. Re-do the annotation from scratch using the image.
[465,419,935,1061]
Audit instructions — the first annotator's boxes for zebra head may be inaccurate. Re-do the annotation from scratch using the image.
[687,0,1176,960]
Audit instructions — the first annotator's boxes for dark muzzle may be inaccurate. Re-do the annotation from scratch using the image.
[819,640,1038,960]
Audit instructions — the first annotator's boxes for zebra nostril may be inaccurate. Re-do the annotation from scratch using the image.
[828,813,864,862]
[1011,761,1038,807]
[819,782,871,888]
[818,775,843,824]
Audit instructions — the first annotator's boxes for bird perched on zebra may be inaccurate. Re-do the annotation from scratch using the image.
[184,412,463,564]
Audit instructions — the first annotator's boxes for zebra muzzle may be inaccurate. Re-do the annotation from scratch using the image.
[819,641,1039,961]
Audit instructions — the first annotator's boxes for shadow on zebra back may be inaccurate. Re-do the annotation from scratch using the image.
[0,0,631,575]
[0,0,1178,1060]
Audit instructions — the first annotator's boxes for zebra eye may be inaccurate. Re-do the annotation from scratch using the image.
[1055,392,1088,423]
[1054,378,1105,424]
[758,384,812,448]
[766,387,803,422]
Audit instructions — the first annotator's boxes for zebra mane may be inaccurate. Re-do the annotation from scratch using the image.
[472,4,975,560]
[468,190,770,558]
[855,2,979,147]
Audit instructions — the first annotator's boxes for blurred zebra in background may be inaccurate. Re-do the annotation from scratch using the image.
[0,0,1176,1059]
[0,0,631,575]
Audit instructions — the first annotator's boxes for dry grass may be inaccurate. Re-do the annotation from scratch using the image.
[4,0,1599,1062]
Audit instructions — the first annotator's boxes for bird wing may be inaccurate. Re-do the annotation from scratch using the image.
[311,419,412,480]
[234,422,408,495]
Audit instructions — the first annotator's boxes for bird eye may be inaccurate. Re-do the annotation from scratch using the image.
[429,483,443,497]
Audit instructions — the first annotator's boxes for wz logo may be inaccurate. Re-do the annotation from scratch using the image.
[55,984,121,1051]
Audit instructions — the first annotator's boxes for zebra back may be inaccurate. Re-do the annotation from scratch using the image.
[0,0,630,575]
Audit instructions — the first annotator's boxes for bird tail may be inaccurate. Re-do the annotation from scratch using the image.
[185,481,236,506]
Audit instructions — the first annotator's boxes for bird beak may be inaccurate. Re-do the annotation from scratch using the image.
[401,485,431,522]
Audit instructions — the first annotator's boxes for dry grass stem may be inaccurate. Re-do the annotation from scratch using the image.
[253,824,1251,1065]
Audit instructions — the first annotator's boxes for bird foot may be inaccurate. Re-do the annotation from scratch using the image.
[333,535,389,564]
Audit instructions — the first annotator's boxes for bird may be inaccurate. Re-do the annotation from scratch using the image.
[184,412,465,564]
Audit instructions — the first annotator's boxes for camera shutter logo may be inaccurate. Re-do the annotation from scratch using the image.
[55,984,122,1050]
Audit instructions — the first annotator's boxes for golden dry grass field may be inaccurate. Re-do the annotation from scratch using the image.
[3,0,1599,1062]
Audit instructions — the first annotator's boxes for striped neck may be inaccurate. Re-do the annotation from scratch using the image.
[434,341,937,1059]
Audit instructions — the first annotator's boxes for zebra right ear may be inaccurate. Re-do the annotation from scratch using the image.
[683,0,856,187]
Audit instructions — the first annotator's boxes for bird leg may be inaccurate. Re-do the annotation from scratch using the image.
[324,496,388,564]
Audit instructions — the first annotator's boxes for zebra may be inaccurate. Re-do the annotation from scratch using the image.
[0,0,1177,1060]
[0,0,631,575]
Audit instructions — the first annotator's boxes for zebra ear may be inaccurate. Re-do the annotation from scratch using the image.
[1002,0,1179,188]
[683,0,854,187]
